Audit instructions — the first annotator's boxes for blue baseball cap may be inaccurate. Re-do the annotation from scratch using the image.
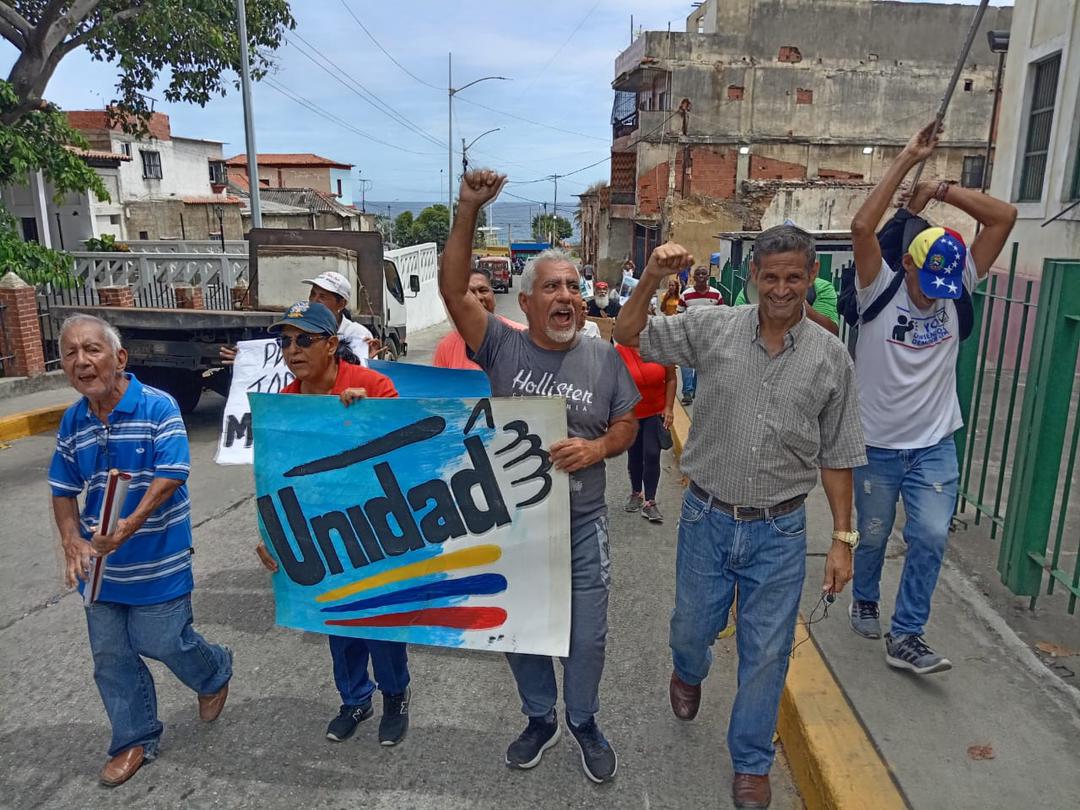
[908,226,967,300]
[268,301,338,335]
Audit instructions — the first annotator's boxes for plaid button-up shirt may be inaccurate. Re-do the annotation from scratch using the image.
[641,304,866,507]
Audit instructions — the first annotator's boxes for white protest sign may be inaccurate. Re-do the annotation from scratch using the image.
[215,339,293,465]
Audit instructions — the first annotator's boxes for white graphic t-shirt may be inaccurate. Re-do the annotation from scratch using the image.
[854,256,980,449]
[338,316,373,366]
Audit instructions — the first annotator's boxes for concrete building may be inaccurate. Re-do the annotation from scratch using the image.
[988,0,1080,277]
[1,110,242,247]
[225,153,354,205]
[602,0,1013,277]
[233,187,372,232]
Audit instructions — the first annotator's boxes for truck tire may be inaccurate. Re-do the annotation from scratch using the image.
[132,366,203,414]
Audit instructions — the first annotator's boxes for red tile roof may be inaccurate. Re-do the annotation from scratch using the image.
[224,152,352,169]
[64,145,132,162]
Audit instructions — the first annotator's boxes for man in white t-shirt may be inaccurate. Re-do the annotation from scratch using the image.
[848,122,1016,675]
[302,271,374,366]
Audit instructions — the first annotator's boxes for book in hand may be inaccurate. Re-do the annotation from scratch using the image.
[84,469,132,606]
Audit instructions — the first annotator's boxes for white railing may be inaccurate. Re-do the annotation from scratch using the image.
[93,239,249,255]
[386,243,445,332]
[69,252,249,290]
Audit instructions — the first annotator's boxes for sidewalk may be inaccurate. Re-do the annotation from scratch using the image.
[801,491,1080,809]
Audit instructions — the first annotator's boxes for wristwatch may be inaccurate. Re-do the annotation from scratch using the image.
[831,530,860,550]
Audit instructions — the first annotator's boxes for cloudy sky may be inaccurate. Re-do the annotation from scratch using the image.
[1,0,1006,204]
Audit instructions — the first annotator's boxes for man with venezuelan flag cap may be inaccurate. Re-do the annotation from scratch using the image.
[847,121,1017,675]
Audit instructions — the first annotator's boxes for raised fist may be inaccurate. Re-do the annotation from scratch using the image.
[459,169,507,208]
[646,242,693,277]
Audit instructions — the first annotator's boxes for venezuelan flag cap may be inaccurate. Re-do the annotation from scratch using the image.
[907,226,967,300]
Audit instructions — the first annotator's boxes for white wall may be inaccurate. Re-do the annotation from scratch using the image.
[989,0,1080,276]
[111,134,224,202]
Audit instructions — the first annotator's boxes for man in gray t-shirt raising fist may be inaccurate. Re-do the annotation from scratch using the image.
[440,169,640,785]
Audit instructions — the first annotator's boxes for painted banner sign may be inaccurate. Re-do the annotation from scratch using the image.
[250,393,571,656]
[216,339,491,465]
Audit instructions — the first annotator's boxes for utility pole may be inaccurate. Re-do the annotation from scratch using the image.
[447,56,509,233]
[236,0,261,228]
[552,174,559,246]
[448,52,453,230]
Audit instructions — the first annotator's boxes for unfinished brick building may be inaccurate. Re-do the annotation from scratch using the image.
[602,0,1013,276]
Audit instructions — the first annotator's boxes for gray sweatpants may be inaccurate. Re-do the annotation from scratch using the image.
[506,515,611,727]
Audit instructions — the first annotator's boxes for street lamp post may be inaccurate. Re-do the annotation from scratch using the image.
[213,205,225,252]
[448,53,508,230]
[235,0,261,229]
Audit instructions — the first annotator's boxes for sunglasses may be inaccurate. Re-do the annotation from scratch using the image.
[275,333,331,350]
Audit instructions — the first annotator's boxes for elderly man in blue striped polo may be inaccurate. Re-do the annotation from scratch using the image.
[49,314,232,788]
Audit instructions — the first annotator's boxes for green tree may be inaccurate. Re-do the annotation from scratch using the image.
[411,204,450,250]
[392,210,415,246]
[0,80,109,284]
[531,213,572,244]
[0,1,295,127]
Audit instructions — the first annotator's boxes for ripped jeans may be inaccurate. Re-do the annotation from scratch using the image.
[853,436,959,638]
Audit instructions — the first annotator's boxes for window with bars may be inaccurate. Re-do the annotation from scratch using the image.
[961,155,985,188]
[140,149,162,180]
[1017,53,1060,202]
[208,160,227,185]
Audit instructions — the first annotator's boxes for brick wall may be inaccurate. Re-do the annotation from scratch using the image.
[748,155,807,181]
[173,285,205,310]
[0,272,46,377]
[687,147,738,199]
[98,287,135,307]
[610,151,637,192]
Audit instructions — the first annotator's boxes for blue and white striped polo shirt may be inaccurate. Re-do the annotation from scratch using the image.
[49,373,194,605]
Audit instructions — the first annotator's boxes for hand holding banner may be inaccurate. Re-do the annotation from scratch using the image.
[251,394,571,656]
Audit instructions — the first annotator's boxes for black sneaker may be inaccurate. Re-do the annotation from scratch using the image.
[378,687,410,746]
[680,394,693,406]
[566,714,618,784]
[505,713,561,769]
[885,633,952,675]
[326,702,373,741]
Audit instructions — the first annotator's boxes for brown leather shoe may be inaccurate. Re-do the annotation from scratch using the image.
[669,672,701,720]
[732,772,772,809]
[99,746,145,787]
[198,681,229,722]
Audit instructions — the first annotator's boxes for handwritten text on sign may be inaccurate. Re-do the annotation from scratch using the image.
[250,394,571,656]
[215,339,294,465]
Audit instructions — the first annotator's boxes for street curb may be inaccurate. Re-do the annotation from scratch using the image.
[0,404,68,443]
[0,370,69,400]
[670,402,908,810]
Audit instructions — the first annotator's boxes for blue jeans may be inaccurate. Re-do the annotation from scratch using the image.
[85,594,232,757]
[853,436,959,638]
[670,490,806,775]
[328,636,410,704]
[507,515,610,727]
[681,367,697,397]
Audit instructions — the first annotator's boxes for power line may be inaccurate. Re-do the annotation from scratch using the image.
[455,96,609,142]
[286,32,445,150]
[338,0,441,91]
[521,1,602,92]
[262,78,437,156]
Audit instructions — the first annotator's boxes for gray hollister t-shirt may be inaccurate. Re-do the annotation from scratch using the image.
[471,314,640,524]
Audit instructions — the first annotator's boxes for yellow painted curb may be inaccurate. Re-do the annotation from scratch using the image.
[0,403,69,443]
[670,403,908,810]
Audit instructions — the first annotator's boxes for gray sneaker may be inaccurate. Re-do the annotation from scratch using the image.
[624,493,643,512]
[849,600,881,639]
[641,501,663,523]
[885,633,952,675]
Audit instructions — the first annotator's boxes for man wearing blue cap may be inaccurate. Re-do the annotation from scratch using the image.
[252,301,412,746]
[848,122,1016,674]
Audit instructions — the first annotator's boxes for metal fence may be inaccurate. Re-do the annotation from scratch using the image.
[68,251,248,290]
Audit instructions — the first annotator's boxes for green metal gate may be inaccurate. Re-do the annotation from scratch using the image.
[956,252,1080,613]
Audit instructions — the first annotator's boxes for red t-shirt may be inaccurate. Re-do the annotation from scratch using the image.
[281,361,398,398]
[616,344,668,419]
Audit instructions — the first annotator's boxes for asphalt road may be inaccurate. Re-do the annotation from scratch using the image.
[0,290,801,809]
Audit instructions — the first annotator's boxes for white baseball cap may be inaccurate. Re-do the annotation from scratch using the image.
[302,271,351,300]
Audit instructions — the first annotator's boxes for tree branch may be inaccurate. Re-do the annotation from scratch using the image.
[0,4,32,39]
[59,5,146,56]
[0,15,26,48]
